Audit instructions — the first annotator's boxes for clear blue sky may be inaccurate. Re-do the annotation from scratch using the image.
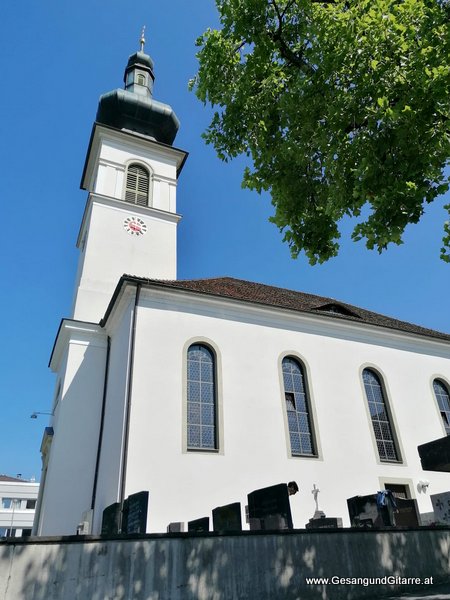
[0,1,448,480]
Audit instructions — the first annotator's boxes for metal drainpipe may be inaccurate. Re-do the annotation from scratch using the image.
[119,283,142,513]
[90,335,111,513]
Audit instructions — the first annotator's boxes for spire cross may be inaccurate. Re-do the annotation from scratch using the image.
[140,26,146,52]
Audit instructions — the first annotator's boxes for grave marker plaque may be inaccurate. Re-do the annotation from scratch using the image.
[347,494,394,528]
[394,498,420,527]
[418,436,450,472]
[248,484,293,531]
[431,491,450,525]
[122,491,149,534]
[188,517,209,532]
[212,502,242,532]
[167,522,185,533]
[101,502,121,535]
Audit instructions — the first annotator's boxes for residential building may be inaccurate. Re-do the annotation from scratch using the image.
[0,475,39,537]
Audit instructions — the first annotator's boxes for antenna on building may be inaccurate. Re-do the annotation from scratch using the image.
[140,26,146,52]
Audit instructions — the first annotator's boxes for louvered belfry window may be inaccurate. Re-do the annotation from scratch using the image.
[125,164,150,206]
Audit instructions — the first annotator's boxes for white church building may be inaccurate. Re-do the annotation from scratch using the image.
[34,40,450,536]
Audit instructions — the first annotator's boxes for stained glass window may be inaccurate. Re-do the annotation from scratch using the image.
[187,344,217,450]
[363,369,399,462]
[433,379,450,435]
[282,357,315,456]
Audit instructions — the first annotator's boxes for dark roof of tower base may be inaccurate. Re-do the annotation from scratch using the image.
[96,90,179,145]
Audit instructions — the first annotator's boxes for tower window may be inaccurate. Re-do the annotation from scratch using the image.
[136,74,146,86]
[282,357,316,456]
[433,379,450,435]
[187,344,217,450]
[363,368,400,462]
[125,164,150,206]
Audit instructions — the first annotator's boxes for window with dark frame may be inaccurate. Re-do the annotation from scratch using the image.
[187,344,217,450]
[433,379,450,435]
[363,368,400,462]
[282,357,315,456]
[384,483,410,499]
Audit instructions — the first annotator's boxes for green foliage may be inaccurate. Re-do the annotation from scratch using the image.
[191,0,450,264]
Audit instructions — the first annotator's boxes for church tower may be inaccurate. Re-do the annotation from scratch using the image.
[33,35,188,536]
[72,30,187,322]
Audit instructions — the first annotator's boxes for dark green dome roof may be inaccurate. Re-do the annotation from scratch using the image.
[95,47,179,145]
[96,90,179,145]
[126,51,154,72]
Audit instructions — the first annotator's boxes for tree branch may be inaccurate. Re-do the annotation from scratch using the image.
[268,0,316,75]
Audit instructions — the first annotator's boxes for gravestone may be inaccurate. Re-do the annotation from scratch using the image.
[101,502,121,535]
[347,494,395,528]
[305,516,343,529]
[212,502,242,532]
[188,517,209,532]
[122,491,149,534]
[418,436,450,472]
[167,522,185,533]
[247,483,293,531]
[431,491,450,525]
[394,498,420,527]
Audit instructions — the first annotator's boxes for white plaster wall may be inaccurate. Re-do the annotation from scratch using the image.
[92,298,135,534]
[94,137,179,205]
[38,331,108,536]
[72,196,178,322]
[117,290,450,534]
[72,128,183,323]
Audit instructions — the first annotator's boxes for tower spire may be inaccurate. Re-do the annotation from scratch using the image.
[140,26,146,52]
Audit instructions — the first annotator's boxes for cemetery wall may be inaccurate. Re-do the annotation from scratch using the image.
[1,527,450,600]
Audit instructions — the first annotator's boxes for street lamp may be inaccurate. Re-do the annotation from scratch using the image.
[30,412,53,419]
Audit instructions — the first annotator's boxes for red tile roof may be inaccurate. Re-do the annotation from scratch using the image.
[0,475,28,482]
[115,276,450,342]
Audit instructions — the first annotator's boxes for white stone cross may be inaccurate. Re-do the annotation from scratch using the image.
[312,484,320,512]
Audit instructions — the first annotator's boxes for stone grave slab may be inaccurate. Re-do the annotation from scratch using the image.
[248,483,293,531]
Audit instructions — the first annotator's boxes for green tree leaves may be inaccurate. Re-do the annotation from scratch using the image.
[191,0,450,263]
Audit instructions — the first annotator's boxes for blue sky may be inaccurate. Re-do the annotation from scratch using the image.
[0,1,449,480]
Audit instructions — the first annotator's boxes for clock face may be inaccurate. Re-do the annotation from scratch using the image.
[124,216,147,236]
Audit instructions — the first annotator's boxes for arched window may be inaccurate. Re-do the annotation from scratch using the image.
[124,163,150,206]
[136,73,146,86]
[187,344,217,450]
[282,357,315,456]
[363,369,400,462]
[433,379,450,435]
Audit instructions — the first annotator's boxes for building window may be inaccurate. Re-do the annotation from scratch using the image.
[136,73,146,86]
[384,483,410,499]
[282,357,315,456]
[187,344,217,450]
[1,498,20,509]
[26,499,36,510]
[433,379,450,435]
[363,368,400,462]
[124,163,150,206]
[0,528,16,537]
